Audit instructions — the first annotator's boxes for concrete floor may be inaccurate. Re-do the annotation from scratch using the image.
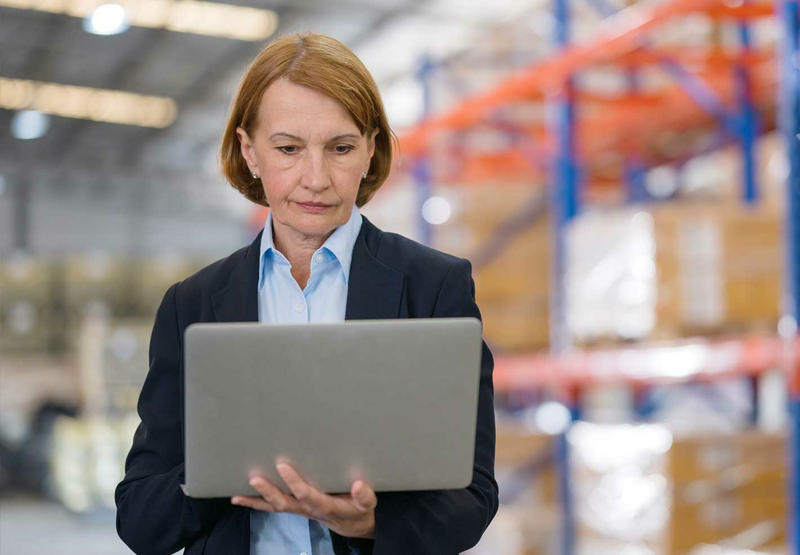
[0,497,140,555]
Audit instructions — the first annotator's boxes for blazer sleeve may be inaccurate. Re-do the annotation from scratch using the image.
[115,283,232,555]
[338,259,500,555]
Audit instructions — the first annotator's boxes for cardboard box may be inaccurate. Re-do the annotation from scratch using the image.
[467,425,558,555]
[435,188,780,349]
[570,423,787,555]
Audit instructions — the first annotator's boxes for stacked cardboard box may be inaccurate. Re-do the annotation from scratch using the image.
[570,423,787,555]
[435,185,551,352]
[0,256,58,354]
[75,317,152,416]
[652,203,781,337]
[466,424,558,555]
[435,186,781,350]
[50,413,140,512]
[668,431,787,552]
[132,255,212,316]
[98,320,151,416]
[690,547,786,555]
[494,424,557,502]
[63,254,132,348]
[569,203,782,345]
[567,207,659,343]
[2,253,213,356]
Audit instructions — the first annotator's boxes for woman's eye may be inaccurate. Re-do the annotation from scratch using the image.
[277,146,297,154]
[333,145,354,154]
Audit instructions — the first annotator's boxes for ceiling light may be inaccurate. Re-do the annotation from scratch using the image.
[421,196,452,225]
[1,0,278,42]
[11,110,51,140]
[533,401,572,435]
[1,78,178,129]
[644,166,679,199]
[84,4,130,36]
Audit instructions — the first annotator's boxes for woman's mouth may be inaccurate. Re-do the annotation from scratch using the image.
[296,202,331,214]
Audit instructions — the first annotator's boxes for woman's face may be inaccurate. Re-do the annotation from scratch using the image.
[237,79,377,244]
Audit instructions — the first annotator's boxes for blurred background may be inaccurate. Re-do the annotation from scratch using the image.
[0,0,798,554]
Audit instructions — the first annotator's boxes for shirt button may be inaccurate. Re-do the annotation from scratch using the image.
[315,254,323,263]
[300,552,308,555]
[295,304,303,313]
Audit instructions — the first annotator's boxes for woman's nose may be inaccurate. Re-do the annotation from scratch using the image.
[300,151,331,192]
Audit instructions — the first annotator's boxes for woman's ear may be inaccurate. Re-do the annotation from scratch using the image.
[367,127,379,161]
[236,126,257,173]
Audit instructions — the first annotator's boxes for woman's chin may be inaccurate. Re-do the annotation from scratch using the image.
[288,218,339,239]
[286,209,349,237]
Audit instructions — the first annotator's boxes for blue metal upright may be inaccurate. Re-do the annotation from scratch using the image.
[412,156,433,246]
[415,55,436,246]
[550,0,579,553]
[777,0,800,552]
[625,158,651,203]
[736,11,760,204]
[633,386,656,420]
[550,0,580,353]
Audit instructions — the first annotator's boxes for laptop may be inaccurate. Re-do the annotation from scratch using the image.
[182,318,483,498]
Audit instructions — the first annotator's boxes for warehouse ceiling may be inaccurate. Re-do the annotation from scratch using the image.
[0,0,549,218]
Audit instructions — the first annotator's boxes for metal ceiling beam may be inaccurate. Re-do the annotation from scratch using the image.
[120,37,265,171]
[47,27,171,164]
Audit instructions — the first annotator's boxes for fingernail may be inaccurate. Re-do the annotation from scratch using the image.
[249,478,259,486]
[231,497,240,504]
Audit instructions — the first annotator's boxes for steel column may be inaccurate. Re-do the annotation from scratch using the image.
[551,0,579,553]
[550,0,580,354]
[736,14,759,203]
[415,55,435,246]
[777,0,800,552]
[625,158,650,203]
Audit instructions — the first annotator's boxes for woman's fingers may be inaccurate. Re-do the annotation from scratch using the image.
[350,480,378,512]
[275,464,376,520]
[276,463,333,517]
[231,495,276,512]
[248,476,305,514]
[243,465,378,534]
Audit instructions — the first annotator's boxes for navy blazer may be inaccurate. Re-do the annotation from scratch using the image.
[115,216,499,555]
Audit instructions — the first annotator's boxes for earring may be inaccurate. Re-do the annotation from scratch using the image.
[252,172,258,179]
[361,171,367,179]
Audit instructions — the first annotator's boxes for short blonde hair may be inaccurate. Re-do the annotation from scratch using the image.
[219,32,396,207]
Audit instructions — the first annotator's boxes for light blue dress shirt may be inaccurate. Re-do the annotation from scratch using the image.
[250,203,363,555]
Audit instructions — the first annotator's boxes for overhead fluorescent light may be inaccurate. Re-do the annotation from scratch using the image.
[84,3,131,36]
[1,0,278,42]
[11,110,51,140]
[1,78,178,129]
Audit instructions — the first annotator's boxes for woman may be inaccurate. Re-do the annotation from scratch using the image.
[115,32,498,555]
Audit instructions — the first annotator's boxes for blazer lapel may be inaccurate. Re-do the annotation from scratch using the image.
[209,218,404,324]
[345,217,405,321]
[210,230,262,323]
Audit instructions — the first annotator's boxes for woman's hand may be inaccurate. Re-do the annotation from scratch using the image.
[231,463,377,539]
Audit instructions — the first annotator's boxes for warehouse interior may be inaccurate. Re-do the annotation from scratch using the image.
[0,0,798,553]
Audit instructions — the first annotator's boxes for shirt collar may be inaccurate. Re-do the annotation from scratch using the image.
[258,203,363,290]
